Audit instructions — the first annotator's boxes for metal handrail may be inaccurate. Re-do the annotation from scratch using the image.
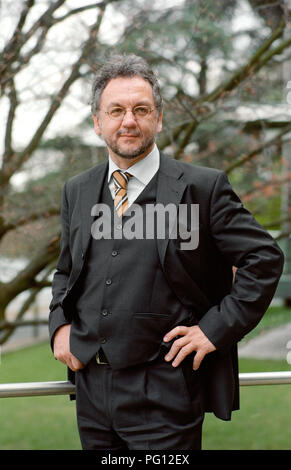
[0,372,291,398]
[239,371,291,386]
[0,381,75,398]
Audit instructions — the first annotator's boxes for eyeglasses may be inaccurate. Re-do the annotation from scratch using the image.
[102,106,154,121]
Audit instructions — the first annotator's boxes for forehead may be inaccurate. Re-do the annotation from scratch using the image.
[100,76,154,107]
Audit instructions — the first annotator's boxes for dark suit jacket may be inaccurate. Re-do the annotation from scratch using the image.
[49,152,284,420]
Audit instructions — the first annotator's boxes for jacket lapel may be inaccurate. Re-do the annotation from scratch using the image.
[156,153,187,267]
[78,152,188,266]
[156,154,212,314]
[80,160,108,255]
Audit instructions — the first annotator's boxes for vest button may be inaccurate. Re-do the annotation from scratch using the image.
[111,250,118,257]
[105,279,112,285]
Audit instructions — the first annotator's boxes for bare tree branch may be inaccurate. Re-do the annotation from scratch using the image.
[225,123,291,174]
[54,0,121,23]
[0,4,107,190]
[3,79,18,163]
[199,19,286,105]
[2,234,60,309]
[0,262,54,343]
[0,1,66,89]
[0,206,60,240]
[173,122,199,160]
[158,20,288,153]
[275,230,291,241]
[0,319,48,332]
[0,0,289,343]
[242,175,291,199]
[263,214,291,229]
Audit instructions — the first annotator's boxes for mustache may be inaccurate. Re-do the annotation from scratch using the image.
[117,130,141,137]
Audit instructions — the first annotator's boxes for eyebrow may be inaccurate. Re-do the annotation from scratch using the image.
[107,100,152,108]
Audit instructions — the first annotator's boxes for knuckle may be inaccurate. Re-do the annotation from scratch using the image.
[173,338,182,348]
[54,352,61,360]
[178,350,187,360]
[175,326,183,336]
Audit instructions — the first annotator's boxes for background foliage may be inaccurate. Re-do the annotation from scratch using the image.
[1,0,291,341]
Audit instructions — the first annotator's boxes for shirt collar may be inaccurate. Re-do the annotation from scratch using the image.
[107,144,160,185]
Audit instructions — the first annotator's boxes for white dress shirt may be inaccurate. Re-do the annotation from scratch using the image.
[107,144,160,208]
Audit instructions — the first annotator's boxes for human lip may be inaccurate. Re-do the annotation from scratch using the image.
[118,130,140,137]
[119,134,139,138]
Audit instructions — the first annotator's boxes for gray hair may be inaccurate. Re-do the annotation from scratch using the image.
[90,54,163,116]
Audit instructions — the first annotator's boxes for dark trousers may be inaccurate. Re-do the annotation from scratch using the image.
[75,354,204,450]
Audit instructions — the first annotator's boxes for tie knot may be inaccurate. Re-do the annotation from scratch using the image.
[113,170,132,190]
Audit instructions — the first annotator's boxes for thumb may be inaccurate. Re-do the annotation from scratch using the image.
[71,355,84,370]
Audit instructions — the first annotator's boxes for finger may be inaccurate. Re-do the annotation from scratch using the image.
[66,355,78,372]
[193,350,205,371]
[164,336,188,362]
[163,325,189,342]
[171,344,193,367]
[54,351,67,365]
[71,356,84,371]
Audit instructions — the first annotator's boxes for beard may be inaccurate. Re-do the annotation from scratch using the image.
[104,132,155,159]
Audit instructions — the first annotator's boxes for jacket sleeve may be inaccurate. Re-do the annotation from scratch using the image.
[48,181,72,350]
[198,171,284,351]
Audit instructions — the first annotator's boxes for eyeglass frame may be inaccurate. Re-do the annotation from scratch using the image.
[100,105,155,121]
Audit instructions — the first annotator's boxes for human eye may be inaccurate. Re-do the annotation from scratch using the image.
[134,106,150,117]
[109,107,124,118]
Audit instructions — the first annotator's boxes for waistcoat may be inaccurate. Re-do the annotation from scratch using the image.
[70,172,194,369]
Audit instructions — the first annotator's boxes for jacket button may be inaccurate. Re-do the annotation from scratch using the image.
[111,250,118,257]
[105,279,112,285]
[100,337,107,344]
[101,309,109,316]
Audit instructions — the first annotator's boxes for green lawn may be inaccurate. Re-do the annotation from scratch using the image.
[203,358,291,450]
[239,305,291,344]
[0,334,290,450]
[0,341,81,450]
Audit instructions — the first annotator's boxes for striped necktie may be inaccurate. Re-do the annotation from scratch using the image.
[112,170,132,217]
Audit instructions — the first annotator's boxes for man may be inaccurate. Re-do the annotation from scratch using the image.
[49,54,284,450]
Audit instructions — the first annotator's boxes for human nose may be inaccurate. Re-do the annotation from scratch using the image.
[121,110,137,126]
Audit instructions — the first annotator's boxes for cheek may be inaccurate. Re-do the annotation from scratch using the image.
[148,124,160,137]
[100,123,120,139]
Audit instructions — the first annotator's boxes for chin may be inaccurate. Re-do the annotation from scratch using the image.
[115,144,149,159]
[117,150,144,159]
[107,138,154,160]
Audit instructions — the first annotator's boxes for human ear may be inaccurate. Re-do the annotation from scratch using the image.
[156,110,163,134]
[93,114,102,135]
